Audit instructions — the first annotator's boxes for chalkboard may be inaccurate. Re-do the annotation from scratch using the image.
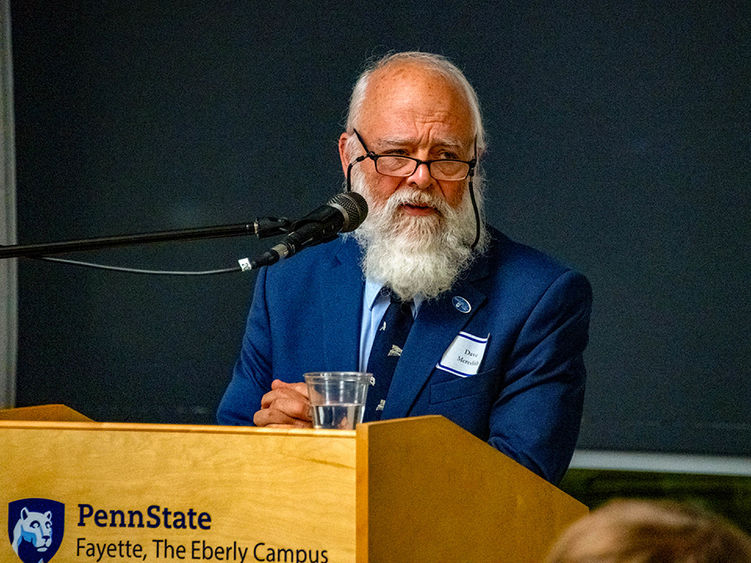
[11,3,750,456]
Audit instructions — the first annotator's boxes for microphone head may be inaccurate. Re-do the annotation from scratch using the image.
[328,192,368,232]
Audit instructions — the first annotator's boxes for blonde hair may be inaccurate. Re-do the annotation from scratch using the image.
[546,499,751,563]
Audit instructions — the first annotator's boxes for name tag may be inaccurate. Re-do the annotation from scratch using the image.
[436,332,489,377]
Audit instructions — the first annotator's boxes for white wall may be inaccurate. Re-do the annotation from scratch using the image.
[0,0,17,408]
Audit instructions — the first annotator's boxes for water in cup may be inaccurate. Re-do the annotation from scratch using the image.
[311,403,365,429]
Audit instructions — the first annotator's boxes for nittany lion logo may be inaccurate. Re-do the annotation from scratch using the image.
[7,499,64,563]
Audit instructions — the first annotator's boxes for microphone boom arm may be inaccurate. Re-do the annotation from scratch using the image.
[0,217,291,260]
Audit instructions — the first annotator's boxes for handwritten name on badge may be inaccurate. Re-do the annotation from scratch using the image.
[436,332,489,377]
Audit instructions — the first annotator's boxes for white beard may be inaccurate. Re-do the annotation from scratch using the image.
[349,167,487,302]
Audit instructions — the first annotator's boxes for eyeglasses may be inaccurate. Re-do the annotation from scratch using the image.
[344,128,483,250]
[348,129,476,182]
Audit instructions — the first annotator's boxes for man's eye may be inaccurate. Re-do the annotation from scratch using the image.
[434,148,461,159]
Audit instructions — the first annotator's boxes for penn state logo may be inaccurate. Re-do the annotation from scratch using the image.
[7,499,64,563]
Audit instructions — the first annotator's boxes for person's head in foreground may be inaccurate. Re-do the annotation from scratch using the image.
[545,498,751,563]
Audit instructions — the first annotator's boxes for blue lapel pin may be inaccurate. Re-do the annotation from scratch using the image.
[452,295,471,314]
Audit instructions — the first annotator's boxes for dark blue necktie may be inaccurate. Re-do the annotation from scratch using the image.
[364,290,414,421]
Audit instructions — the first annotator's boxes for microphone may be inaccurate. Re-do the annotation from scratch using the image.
[249,192,368,268]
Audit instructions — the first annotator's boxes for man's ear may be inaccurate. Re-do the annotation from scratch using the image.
[338,132,351,177]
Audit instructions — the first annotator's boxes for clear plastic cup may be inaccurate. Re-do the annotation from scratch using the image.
[304,372,371,429]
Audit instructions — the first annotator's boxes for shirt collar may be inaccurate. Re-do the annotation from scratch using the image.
[364,278,385,311]
[364,278,424,311]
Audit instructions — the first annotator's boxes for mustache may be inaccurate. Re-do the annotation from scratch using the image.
[383,189,452,216]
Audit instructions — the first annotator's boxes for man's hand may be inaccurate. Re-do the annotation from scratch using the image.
[253,379,313,428]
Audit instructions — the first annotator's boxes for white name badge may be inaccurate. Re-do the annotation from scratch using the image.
[436,332,490,377]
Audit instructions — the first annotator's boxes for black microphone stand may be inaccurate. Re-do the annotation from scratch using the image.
[0,217,291,260]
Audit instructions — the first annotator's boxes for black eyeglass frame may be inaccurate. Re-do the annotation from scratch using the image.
[346,129,476,187]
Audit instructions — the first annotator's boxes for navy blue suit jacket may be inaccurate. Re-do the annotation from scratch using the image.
[217,227,592,484]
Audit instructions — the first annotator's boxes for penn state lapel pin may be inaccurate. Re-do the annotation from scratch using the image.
[452,295,471,314]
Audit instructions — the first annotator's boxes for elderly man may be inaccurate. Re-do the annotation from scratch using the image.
[217,52,592,485]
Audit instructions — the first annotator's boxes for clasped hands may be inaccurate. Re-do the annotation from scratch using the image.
[253,379,313,428]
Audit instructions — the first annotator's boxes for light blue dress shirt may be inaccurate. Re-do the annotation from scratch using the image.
[358,278,421,372]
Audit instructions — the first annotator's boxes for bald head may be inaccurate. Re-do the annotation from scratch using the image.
[344,52,486,154]
[352,63,476,168]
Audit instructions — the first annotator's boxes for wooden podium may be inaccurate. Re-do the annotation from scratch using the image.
[1,406,586,562]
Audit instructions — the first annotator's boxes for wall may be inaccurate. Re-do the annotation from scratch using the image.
[1,0,17,408]
[10,3,751,456]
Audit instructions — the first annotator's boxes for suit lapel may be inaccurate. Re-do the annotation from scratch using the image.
[318,238,364,371]
[382,261,490,419]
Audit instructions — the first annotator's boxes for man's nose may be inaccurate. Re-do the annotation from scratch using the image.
[406,162,432,189]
